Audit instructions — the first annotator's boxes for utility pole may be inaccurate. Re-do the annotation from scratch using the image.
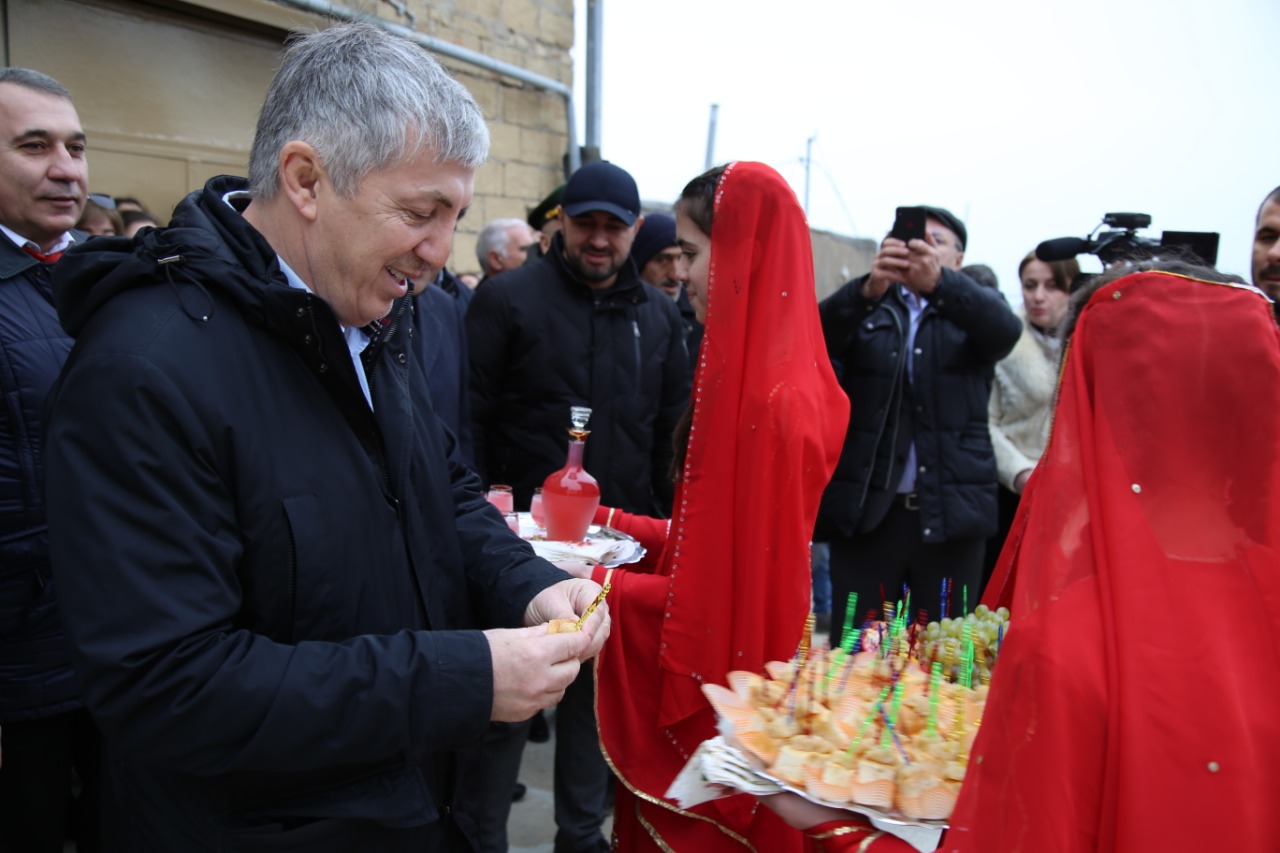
[704,104,719,171]
[583,0,604,162]
[804,134,816,216]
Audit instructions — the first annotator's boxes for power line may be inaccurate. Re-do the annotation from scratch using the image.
[810,143,860,237]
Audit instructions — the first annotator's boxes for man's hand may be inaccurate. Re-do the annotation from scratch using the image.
[524,578,611,662]
[902,229,945,295]
[757,792,872,832]
[485,626,589,722]
[863,238,910,300]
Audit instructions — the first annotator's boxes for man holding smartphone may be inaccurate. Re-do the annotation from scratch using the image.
[815,206,1020,641]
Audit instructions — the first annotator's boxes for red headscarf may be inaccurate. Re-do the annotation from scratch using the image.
[596,161,849,849]
[952,271,1280,851]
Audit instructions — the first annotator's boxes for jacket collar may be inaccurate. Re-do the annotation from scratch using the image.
[0,228,83,280]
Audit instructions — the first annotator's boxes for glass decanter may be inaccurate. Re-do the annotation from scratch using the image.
[541,406,601,542]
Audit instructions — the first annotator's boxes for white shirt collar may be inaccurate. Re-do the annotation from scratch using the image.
[0,222,75,256]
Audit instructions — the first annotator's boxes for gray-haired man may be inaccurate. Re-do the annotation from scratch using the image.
[44,23,608,851]
[476,216,537,282]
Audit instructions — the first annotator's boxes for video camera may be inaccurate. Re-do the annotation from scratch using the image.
[1036,212,1219,269]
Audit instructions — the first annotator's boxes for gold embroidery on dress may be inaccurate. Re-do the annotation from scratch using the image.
[856,832,886,853]
[594,654,758,850]
[811,823,871,841]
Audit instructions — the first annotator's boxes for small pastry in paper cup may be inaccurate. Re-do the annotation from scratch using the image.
[734,709,800,766]
[806,754,856,804]
[764,659,795,682]
[702,683,751,721]
[852,745,900,809]
[734,730,780,766]
[895,760,957,821]
[811,712,851,752]
[910,730,960,763]
[896,693,932,736]
[726,670,766,702]
[768,734,833,787]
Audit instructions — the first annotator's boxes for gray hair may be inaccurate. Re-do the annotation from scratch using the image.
[0,68,72,100]
[476,218,529,275]
[248,22,490,199]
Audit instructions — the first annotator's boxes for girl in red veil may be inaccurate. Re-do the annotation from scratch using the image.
[758,263,1280,851]
[563,161,849,851]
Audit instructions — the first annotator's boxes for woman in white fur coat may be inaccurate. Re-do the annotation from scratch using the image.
[983,251,1080,583]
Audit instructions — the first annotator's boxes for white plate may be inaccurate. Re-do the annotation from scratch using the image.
[517,513,646,567]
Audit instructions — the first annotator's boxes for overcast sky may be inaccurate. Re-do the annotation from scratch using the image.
[572,0,1280,303]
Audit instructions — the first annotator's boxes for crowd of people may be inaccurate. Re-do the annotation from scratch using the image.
[1,20,1277,853]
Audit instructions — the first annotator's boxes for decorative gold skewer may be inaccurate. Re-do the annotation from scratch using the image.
[574,582,612,631]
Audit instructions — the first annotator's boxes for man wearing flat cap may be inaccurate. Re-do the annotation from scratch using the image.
[816,205,1020,643]
[632,212,702,375]
[465,161,689,853]
[527,183,564,258]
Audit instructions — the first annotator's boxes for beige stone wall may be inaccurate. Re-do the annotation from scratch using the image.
[15,0,854,291]
[395,0,575,276]
[4,0,577,279]
[811,231,878,301]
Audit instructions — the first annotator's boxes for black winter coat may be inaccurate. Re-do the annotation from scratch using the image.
[410,282,475,468]
[43,177,565,852]
[0,234,82,722]
[465,234,690,514]
[817,269,1021,542]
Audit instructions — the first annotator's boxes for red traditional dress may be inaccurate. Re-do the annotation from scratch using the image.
[746,269,1280,853]
[951,270,1280,851]
[586,161,850,851]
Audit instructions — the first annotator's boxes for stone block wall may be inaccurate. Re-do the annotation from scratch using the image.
[387,0,576,276]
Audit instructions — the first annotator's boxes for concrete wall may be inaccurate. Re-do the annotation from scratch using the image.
[812,230,877,301]
[401,0,574,275]
[5,0,861,293]
[1,0,575,277]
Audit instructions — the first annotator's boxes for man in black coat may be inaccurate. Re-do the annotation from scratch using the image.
[817,206,1020,643]
[631,212,703,379]
[0,67,102,853]
[42,24,608,852]
[465,161,689,853]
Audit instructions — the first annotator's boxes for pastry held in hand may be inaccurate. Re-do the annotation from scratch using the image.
[547,618,580,634]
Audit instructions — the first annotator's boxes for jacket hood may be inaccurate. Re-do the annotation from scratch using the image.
[54,176,286,338]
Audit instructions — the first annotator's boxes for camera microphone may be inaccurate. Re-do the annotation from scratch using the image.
[1035,237,1093,262]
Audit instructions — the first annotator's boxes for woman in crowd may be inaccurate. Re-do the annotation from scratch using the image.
[120,209,161,237]
[758,261,1280,851]
[560,161,849,850]
[982,250,1079,586]
[74,197,123,237]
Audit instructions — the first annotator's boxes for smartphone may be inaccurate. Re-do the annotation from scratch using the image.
[890,206,927,244]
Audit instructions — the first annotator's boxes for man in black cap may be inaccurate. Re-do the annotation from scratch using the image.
[465,161,690,853]
[526,183,564,258]
[1251,184,1280,320]
[631,212,702,373]
[816,206,1020,641]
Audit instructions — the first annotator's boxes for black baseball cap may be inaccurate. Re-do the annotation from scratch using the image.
[560,161,641,226]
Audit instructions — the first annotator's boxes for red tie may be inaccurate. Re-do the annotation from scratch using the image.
[23,246,63,263]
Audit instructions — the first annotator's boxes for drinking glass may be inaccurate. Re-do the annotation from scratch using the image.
[486,484,514,514]
[530,487,546,532]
